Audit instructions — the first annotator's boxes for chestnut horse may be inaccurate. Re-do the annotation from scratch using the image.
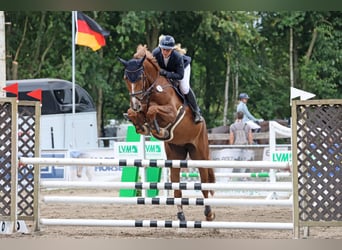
[118,45,215,222]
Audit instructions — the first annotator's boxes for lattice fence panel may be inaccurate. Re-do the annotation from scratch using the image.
[0,101,13,218]
[295,101,341,223]
[17,105,37,218]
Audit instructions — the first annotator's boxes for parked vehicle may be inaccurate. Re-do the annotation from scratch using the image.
[6,78,98,150]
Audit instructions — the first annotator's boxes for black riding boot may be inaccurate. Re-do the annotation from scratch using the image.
[185,88,202,123]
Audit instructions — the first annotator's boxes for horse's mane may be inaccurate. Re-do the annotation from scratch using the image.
[134,44,160,70]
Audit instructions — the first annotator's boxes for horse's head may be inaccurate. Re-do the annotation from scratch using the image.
[118,55,147,112]
[119,45,162,113]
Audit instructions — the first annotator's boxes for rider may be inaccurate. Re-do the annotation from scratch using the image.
[152,34,202,123]
[236,93,263,132]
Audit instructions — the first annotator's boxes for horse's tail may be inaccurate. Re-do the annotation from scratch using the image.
[202,120,215,184]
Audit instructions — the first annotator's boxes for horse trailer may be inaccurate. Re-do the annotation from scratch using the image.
[6,78,98,150]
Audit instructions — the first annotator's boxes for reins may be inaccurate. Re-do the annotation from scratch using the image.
[126,59,168,103]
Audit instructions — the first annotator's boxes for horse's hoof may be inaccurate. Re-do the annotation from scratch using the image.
[177,212,186,221]
[205,212,216,221]
[204,206,215,221]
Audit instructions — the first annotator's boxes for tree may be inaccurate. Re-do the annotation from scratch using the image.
[4,11,341,135]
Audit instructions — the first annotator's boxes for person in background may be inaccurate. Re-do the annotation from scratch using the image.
[229,111,253,145]
[229,111,253,178]
[152,34,202,123]
[236,93,263,131]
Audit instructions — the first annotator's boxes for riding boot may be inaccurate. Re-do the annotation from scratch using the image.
[185,88,203,123]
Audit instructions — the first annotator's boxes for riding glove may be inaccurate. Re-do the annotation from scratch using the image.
[160,69,168,77]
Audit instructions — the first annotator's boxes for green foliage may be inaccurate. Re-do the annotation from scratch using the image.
[4,11,341,134]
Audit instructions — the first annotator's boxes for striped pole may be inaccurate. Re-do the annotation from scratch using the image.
[181,172,200,178]
[181,172,291,178]
[40,218,293,230]
[40,181,292,192]
[20,157,291,170]
[42,196,292,207]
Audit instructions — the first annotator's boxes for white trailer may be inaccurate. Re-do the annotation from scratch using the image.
[6,78,98,150]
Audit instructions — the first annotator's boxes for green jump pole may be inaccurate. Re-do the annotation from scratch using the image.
[180,172,272,178]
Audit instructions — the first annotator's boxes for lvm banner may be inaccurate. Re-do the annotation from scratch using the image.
[114,141,166,160]
[271,151,292,162]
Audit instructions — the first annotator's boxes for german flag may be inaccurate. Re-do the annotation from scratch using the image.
[76,11,110,51]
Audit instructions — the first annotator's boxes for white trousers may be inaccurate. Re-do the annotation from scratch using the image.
[179,64,191,94]
[246,120,261,130]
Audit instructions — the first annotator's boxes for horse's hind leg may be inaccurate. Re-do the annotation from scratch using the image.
[166,143,187,221]
[198,168,216,221]
[208,168,216,196]
[190,139,216,221]
[170,167,185,221]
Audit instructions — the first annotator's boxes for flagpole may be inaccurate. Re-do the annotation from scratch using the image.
[72,11,76,115]
[0,11,6,98]
[71,11,76,149]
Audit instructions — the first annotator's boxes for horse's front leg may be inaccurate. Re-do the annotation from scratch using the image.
[127,108,150,135]
[153,118,160,134]
[147,105,176,139]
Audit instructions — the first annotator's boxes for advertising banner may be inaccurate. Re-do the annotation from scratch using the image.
[69,148,122,182]
[211,148,255,183]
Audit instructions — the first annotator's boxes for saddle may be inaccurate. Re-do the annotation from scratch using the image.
[149,78,186,141]
[168,79,186,105]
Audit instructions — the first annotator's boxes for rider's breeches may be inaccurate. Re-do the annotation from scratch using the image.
[179,64,191,94]
[246,120,261,130]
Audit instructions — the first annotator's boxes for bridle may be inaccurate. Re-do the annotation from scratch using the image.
[120,53,186,140]
[124,65,158,102]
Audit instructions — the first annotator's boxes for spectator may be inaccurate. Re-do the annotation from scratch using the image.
[236,93,263,131]
[229,111,253,145]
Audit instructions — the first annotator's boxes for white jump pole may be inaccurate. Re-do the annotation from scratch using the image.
[40,218,293,230]
[40,181,292,192]
[20,157,291,170]
[42,196,292,207]
[181,172,291,178]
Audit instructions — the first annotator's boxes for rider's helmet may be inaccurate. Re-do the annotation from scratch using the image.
[159,35,175,50]
[239,93,250,99]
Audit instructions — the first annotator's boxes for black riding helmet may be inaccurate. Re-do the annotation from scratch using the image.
[159,35,175,50]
